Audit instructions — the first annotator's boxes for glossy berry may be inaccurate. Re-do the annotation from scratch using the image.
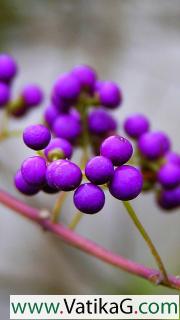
[72,65,97,91]
[100,135,133,166]
[53,73,81,103]
[46,159,82,191]
[44,137,73,160]
[21,156,46,186]
[85,156,114,185]
[88,108,117,135]
[51,90,70,113]
[53,114,82,142]
[0,82,10,107]
[124,113,150,139]
[109,165,143,200]
[22,84,43,107]
[138,131,171,160]
[69,108,81,122]
[165,152,180,167]
[23,124,51,150]
[157,187,180,210]
[44,104,61,127]
[0,53,17,83]
[73,183,105,214]
[42,183,59,194]
[14,170,39,195]
[157,163,180,189]
[98,81,122,109]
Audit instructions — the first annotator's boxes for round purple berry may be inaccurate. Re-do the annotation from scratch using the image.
[165,152,180,167]
[72,65,97,91]
[124,113,150,139]
[0,53,17,83]
[23,124,51,150]
[98,81,122,109]
[138,131,171,160]
[53,114,82,142]
[46,159,82,191]
[88,108,117,135]
[157,163,180,189]
[100,135,133,166]
[44,104,61,128]
[41,183,59,194]
[22,84,43,107]
[51,90,70,113]
[85,156,114,185]
[157,187,180,210]
[21,156,47,186]
[0,82,10,107]
[53,73,81,103]
[14,169,39,196]
[73,183,105,214]
[109,165,143,200]
[44,138,73,160]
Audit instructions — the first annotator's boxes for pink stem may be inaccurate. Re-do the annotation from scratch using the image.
[0,189,179,290]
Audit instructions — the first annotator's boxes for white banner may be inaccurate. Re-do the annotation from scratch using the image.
[10,295,179,319]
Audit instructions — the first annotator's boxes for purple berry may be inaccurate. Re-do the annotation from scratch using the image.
[157,187,180,210]
[69,108,81,122]
[0,82,10,107]
[88,108,117,135]
[23,124,51,150]
[51,90,70,112]
[138,131,171,160]
[53,73,81,103]
[22,84,43,107]
[98,81,122,109]
[73,183,105,214]
[53,114,82,142]
[100,135,133,166]
[124,113,150,139]
[0,53,17,83]
[85,156,114,185]
[42,183,59,194]
[44,104,61,127]
[109,165,143,200]
[14,169,39,195]
[44,138,73,160]
[157,163,180,189]
[21,156,46,186]
[72,65,97,91]
[94,80,105,91]
[46,159,82,191]
[165,152,180,167]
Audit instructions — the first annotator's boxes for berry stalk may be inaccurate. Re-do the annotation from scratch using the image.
[51,191,67,223]
[0,189,179,290]
[122,201,169,284]
[68,211,84,230]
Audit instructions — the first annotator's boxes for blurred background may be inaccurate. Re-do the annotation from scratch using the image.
[0,0,180,317]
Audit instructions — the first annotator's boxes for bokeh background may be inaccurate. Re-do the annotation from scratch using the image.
[0,0,180,317]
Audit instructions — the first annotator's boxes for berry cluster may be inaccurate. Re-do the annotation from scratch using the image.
[0,53,43,117]
[44,65,122,151]
[124,113,180,210]
[13,64,179,215]
[14,123,143,214]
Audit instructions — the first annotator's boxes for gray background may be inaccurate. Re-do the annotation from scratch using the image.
[0,0,180,317]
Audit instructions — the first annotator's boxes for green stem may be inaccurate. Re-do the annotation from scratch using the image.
[122,201,169,284]
[68,211,83,230]
[51,192,67,223]
[1,109,9,134]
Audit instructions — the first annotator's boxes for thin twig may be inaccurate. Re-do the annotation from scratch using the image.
[123,201,169,284]
[0,189,179,290]
[51,191,67,223]
[68,211,84,230]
